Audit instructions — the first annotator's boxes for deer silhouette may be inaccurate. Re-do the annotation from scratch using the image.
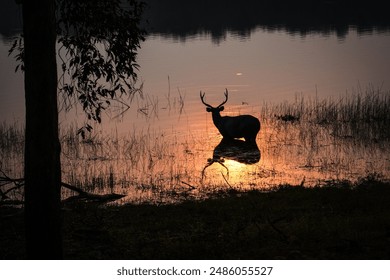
[200,89,260,142]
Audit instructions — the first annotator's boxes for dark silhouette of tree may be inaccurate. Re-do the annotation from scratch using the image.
[12,0,145,259]
[22,0,62,259]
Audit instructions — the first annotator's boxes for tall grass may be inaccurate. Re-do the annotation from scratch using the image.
[257,88,389,187]
[262,87,390,141]
[0,121,24,178]
[1,88,389,204]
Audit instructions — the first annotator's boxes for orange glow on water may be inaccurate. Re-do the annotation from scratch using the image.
[1,28,389,204]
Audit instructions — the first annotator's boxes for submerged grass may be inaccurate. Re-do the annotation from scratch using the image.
[262,87,390,141]
[0,88,389,203]
[258,88,389,186]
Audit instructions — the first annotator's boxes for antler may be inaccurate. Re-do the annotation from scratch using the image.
[218,88,229,107]
[200,89,229,108]
[200,91,213,107]
[201,158,229,180]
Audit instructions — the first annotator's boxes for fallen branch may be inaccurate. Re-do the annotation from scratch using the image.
[0,173,126,204]
[61,182,88,195]
[0,173,24,199]
[63,192,126,204]
[61,182,126,203]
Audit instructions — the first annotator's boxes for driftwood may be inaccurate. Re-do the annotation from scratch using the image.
[0,171,24,200]
[62,192,126,204]
[61,182,88,195]
[0,174,126,205]
[61,182,126,203]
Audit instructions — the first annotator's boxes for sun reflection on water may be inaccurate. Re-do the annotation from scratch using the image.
[0,90,389,205]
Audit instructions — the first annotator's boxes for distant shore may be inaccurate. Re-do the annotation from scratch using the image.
[2,0,390,39]
[142,0,390,39]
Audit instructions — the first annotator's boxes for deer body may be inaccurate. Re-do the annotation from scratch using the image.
[201,89,260,143]
[211,113,260,142]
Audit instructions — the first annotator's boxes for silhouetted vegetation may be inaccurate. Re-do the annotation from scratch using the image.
[1,89,389,205]
[2,0,390,41]
[7,0,146,259]
[142,0,390,41]
[1,89,389,259]
[1,177,390,259]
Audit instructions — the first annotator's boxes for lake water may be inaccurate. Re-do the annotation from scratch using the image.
[1,24,390,204]
[1,27,390,125]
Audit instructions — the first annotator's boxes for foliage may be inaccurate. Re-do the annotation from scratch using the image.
[57,0,146,134]
[8,36,24,72]
[9,0,146,137]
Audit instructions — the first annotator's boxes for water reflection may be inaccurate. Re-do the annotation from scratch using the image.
[1,90,389,205]
[1,0,390,206]
[204,138,260,169]
[202,138,261,184]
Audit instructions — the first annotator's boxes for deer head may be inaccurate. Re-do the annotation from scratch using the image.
[200,89,260,143]
[200,88,228,114]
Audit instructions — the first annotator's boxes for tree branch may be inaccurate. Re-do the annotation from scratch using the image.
[0,173,125,204]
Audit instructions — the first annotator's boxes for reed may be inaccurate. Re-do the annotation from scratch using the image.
[262,87,390,142]
[255,88,389,188]
[1,88,389,204]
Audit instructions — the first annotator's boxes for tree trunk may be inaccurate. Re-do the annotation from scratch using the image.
[23,0,62,259]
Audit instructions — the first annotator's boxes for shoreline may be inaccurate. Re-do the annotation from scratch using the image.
[1,178,389,259]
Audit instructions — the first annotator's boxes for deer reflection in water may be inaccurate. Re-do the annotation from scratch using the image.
[202,138,261,178]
